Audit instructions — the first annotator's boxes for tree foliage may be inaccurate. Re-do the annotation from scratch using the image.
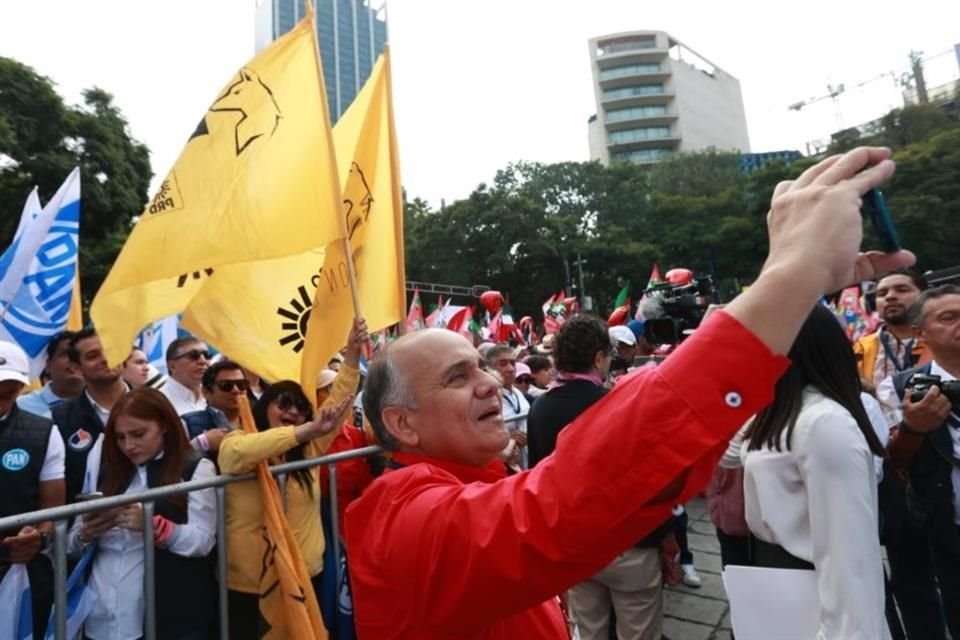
[0,57,151,307]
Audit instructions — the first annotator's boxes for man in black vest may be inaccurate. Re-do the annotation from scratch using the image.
[0,340,66,637]
[880,284,960,639]
[52,328,128,503]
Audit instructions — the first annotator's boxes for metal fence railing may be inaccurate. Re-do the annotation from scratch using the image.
[0,411,529,640]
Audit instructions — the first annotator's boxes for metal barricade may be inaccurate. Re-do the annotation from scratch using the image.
[0,412,529,640]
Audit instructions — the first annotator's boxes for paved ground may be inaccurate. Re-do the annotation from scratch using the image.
[663,497,733,640]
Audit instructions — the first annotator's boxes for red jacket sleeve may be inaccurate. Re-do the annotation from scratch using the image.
[346,311,788,635]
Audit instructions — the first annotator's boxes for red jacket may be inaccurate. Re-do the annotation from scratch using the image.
[345,311,788,639]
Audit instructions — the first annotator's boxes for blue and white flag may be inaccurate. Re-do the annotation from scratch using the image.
[0,187,42,305]
[135,313,181,375]
[44,543,99,640]
[0,168,81,377]
[0,563,33,640]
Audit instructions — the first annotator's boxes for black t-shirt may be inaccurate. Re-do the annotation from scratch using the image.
[527,379,607,468]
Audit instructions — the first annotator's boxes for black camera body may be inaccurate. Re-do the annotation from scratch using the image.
[906,372,960,405]
[643,276,721,345]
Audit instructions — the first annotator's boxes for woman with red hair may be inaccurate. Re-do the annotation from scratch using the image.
[69,387,217,640]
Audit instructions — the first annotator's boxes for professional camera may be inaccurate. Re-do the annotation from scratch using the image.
[906,372,960,405]
[642,272,721,345]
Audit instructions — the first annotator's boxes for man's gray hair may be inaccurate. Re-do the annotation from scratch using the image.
[907,284,960,327]
[484,344,514,366]
[362,352,417,451]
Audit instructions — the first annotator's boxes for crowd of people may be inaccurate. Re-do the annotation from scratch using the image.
[2,146,958,640]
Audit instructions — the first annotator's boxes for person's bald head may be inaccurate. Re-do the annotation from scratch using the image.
[364,329,510,466]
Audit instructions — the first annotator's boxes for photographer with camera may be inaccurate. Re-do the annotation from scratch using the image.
[878,284,960,639]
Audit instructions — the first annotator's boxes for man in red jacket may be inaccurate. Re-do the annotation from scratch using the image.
[344,147,914,639]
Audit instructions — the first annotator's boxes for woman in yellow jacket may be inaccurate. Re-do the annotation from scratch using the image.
[218,319,367,638]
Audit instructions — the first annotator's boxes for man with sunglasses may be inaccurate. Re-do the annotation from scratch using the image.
[181,360,248,456]
[161,337,213,417]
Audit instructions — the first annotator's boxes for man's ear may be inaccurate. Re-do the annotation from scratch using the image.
[381,406,419,449]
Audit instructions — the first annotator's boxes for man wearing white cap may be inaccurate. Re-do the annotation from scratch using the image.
[0,340,66,637]
[608,325,639,380]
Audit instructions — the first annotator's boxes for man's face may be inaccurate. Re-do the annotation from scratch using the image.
[167,341,211,388]
[876,274,922,326]
[205,369,247,414]
[74,336,121,385]
[392,331,510,467]
[617,343,639,364]
[47,338,83,387]
[492,353,516,387]
[0,380,25,416]
[917,294,960,357]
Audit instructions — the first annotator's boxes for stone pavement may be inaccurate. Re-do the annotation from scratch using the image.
[663,497,733,640]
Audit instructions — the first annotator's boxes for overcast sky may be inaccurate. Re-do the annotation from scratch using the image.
[2,1,958,207]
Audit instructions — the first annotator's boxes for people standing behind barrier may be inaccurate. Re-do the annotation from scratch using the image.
[17,330,84,418]
[53,328,130,503]
[0,340,66,638]
[217,318,365,637]
[69,387,217,640]
[740,304,890,639]
[878,284,960,639]
[181,360,247,457]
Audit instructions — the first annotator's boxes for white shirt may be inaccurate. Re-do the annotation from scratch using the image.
[877,360,960,525]
[501,386,530,468]
[862,392,891,482]
[69,444,217,640]
[160,377,207,416]
[741,388,889,640]
[86,390,113,426]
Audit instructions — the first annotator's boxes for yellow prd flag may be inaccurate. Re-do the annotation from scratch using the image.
[90,7,345,367]
[300,49,405,399]
[181,50,405,388]
[236,396,327,640]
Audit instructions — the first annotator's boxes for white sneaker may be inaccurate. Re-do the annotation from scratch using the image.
[681,563,702,588]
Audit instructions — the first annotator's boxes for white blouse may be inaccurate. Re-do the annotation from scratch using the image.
[68,448,217,640]
[741,387,889,640]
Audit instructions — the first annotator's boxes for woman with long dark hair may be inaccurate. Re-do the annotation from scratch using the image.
[68,387,217,640]
[740,304,889,638]
[217,320,365,638]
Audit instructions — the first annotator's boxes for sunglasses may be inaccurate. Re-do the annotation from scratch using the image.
[172,349,212,362]
[215,379,250,393]
[275,393,311,416]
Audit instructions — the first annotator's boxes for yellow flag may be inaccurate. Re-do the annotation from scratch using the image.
[236,396,327,640]
[300,49,405,397]
[182,50,405,388]
[90,8,345,366]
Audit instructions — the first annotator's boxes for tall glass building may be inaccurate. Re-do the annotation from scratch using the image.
[255,0,388,122]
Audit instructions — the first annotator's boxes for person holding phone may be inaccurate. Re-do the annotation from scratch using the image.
[68,388,217,640]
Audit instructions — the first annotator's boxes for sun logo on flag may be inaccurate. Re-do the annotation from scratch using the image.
[176,268,214,289]
[276,285,313,353]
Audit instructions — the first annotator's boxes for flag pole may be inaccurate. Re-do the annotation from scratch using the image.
[306,0,367,356]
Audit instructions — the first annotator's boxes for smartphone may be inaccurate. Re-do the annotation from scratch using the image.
[862,188,901,253]
[75,491,104,502]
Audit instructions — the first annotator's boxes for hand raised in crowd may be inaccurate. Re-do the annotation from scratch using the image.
[344,317,370,367]
[202,427,228,453]
[902,386,953,434]
[1,525,43,564]
[763,146,914,294]
[295,395,354,444]
[510,430,528,448]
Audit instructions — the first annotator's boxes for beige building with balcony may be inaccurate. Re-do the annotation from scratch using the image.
[588,31,750,164]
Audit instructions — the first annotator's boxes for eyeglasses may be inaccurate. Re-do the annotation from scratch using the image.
[275,393,311,416]
[172,349,212,362]
[215,379,250,393]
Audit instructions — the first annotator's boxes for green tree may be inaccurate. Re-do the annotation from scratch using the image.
[0,57,151,307]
